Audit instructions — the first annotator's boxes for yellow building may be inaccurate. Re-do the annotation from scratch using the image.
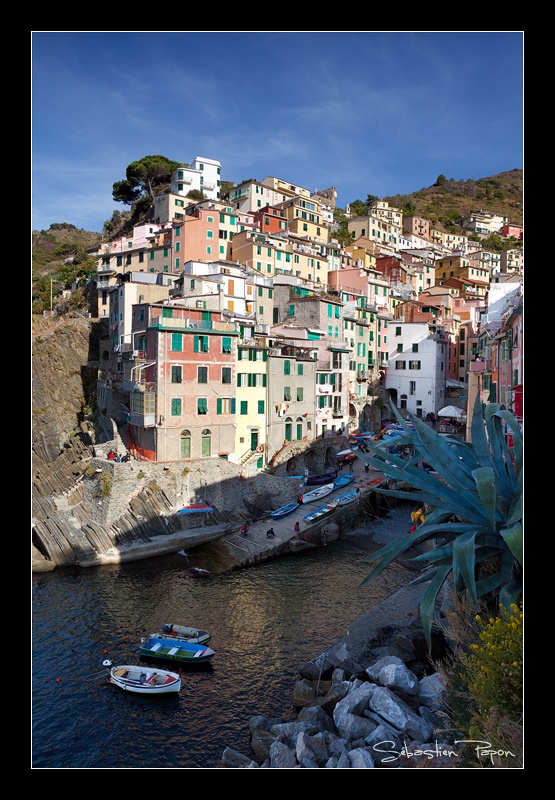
[235,334,269,470]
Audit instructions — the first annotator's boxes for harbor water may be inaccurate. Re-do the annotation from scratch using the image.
[32,522,414,769]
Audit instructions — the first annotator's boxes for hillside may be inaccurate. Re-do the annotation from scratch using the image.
[382,169,523,231]
[32,223,103,277]
[31,169,523,295]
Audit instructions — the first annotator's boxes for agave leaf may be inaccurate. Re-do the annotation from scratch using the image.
[499,581,523,609]
[485,411,515,499]
[372,476,489,524]
[472,467,498,529]
[470,394,495,470]
[419,565,452,650]
[496,409,523,470]
[452,531,478,604]
[410,549,453,568]
[475,571,503,596]
[500,547,517,584]
[508,471,523,526]
[358,525,431,580]
[500,521,523,565]
[401,421,478,489]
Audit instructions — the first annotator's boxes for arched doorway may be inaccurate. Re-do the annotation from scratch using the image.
[180,429,191,459]
[250,429,259,451]
[284,417,292,442]
[201,429,211,457]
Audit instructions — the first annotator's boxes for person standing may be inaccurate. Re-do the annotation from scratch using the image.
[294,521,300,537]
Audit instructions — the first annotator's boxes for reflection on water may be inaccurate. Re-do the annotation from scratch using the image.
[32,535,413,768]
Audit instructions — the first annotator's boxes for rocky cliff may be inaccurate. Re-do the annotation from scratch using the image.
[32,315,103,469]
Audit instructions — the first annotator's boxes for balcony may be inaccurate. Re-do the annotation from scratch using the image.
[470,360,487,373]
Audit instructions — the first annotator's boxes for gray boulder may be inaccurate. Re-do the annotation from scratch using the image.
[298,705,337,735]
[269,741,298,769]
[366,655,419,696]
[417,673,446,707]
[296,731,329,767]
[348,747,375,768]
[221,747,255,768]
[367,686,434,741]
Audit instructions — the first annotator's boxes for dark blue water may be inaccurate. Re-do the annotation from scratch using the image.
[32,533,412,769]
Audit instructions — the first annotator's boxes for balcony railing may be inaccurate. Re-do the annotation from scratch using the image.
[148,315,237,332]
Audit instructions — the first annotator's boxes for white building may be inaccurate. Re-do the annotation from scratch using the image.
[385,321,447,419]
[171,157,222,201]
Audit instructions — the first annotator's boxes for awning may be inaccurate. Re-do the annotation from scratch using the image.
[438,405,464,418]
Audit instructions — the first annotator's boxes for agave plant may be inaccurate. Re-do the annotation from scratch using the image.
[356,394,523,649]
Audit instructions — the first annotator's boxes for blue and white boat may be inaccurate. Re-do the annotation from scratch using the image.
[333,473,355,489]
[271,501,300,520]
[334,490,358,506]
[300,483,335,504]
[139,636,215,665]
[303,501,338,523]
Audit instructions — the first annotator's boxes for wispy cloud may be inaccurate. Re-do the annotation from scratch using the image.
[31,31,523,232]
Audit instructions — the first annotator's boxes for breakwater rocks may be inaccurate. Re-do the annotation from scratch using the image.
[221,583,458,769]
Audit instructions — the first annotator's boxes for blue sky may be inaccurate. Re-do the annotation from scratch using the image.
[31,31,524,233]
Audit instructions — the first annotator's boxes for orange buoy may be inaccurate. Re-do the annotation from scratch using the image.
[56,678,61,682]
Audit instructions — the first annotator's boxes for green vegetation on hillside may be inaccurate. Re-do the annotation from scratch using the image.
[383,169,523,232]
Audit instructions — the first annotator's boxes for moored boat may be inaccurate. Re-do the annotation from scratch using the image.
[139,636,215,665]
[300,483,335,504]
[108,664,182,695]
[303,502,338,523]
[271,501,300,520]
[153,624,211,645]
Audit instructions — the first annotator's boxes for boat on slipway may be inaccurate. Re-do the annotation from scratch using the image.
[333,490,358,506]
[303,502,338,523]
[300,483,335,504]
[305,471,338,486]
[271,501,300,520]
[333,473,355,490]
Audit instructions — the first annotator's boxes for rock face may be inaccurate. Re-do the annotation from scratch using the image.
[32,316,103,469]
[221,586,457,769]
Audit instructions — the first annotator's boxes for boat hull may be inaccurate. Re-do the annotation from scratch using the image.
[301,483,335,504]
[334,490,357,506]
[333,474,355,489]
[271,502,300,520]
[303,503,337,523]
[177,504,213,514]
[305,472,338,486]
[140,637,215,665]
[108,665,181,694]
[156,624,211,645]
